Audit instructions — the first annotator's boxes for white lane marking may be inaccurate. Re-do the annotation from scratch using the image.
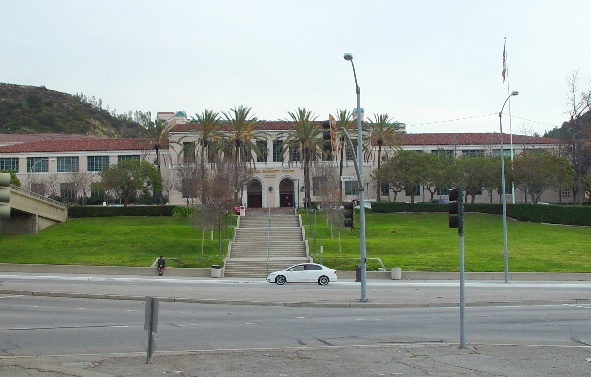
[0,295,24,299]
[563,304,591,309]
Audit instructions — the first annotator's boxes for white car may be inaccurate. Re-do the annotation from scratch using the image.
[267,263,337,285]
[354,200,372,210]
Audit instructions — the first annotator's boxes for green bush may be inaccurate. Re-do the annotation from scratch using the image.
[68,205,175,218]
[172,206,194,217]
[372,201,591,226]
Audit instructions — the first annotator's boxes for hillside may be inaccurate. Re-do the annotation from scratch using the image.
[0,83,145,137]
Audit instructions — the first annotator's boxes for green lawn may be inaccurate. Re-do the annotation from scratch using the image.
[0,217,229,268]
[304,212,591,272]
[0,213,589,272]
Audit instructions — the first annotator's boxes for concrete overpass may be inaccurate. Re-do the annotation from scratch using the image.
[0,185,68,233]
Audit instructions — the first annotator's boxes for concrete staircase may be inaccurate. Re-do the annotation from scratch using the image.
[224,208,311,278]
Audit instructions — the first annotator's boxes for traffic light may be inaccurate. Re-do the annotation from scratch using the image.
[0,172,11,219]
[322,114,337,156]
[343,201,354,229]
[448,188,463,231]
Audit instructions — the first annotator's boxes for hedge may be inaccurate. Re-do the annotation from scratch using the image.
[68,205,176,218]
[68,202,591,226]
[371,201,591,226]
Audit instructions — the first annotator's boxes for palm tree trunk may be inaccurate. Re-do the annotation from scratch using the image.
[200,145,206,204]
[304,149,311,209]
[339,142,345,200]
[154,146,163,204]
[233,143,240,205]
[376,145,382,201]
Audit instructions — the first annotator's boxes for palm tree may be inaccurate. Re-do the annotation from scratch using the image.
[280,108,323,209]
[191,110,222,203]
[140,113,176,203]
[220,105,266,205]
[191,110,222,164]
[334,109,355,199]
[366,113,403,201]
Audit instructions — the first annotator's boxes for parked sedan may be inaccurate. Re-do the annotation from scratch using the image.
[354,200,372,210]
[267,263,337,285]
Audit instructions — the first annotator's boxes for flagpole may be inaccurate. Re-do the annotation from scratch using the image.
[503,37,516,204]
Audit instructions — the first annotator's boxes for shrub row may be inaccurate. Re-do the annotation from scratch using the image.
[68,202,591,226]
[68,205,176,218]
[372,201,591,226]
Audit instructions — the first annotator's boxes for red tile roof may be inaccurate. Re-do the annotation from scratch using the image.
[397,133,559,146]
[0,138,167,153]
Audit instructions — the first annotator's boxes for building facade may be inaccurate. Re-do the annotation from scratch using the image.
[0,118,564,206]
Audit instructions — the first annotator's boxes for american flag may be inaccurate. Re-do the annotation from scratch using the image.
[502,39,507,83]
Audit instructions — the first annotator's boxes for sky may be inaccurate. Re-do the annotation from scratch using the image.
[2,0,590,135]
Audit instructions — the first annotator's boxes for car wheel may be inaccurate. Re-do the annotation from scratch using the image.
[318,275,329,285]
[275,275,286,285]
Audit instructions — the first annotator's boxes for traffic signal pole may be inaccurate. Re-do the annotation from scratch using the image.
[449,188,466,349]
[337,121,366,301]
[458,189,466,350]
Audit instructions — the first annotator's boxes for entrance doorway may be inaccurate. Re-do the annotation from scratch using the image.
[246,179,263,208]
[279,179,295,207]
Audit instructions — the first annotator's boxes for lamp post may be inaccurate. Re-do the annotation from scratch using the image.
[28,158,54,190]
[344,52,367,302]
[499,91,518,284]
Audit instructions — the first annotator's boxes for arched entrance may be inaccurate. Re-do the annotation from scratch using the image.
[279,178,295,207]
[246,179,263,208]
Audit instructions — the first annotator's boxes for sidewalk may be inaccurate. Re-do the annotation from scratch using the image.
[2,343,590,377]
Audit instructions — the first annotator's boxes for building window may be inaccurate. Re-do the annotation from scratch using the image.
[462,150,485,157]
[0,157,18,173]
[118,155,141,162]
[27,157,49,173]
[256,140,267,163]
[492,149,511,158]
[60,182,76,201]
[380,182,389,196]
[87,156,110,172]
[561,187,571,198]
[405,185,421,196]
[290,147,301,162]
[312,176,326,196]
[273,140,283,162]
[91,189,104,199]
[345,181,358,195]
[181,142,196,164]
[432,149,455,164]
[57,156,79,172]
[436,186,450,196]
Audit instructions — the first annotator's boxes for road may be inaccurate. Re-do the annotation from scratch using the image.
[1,294,590,357]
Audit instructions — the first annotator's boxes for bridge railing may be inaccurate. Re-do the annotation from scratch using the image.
[10,185,68,208]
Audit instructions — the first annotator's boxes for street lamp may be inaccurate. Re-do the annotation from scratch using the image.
[499,90,518,283]
[343,52,368,302]
[28,158,54,190]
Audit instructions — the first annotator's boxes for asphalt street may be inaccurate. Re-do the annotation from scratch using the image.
[0,273,590,376]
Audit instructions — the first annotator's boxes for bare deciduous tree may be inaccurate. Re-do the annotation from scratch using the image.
[563,70,591,204]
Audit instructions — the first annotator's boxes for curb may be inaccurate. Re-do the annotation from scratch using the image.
[1,264,591,281]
